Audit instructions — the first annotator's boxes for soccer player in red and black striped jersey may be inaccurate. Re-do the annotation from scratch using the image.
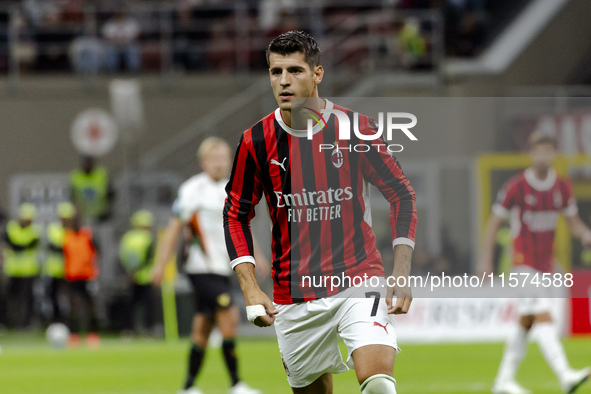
[479,131,591,394]
[223,31,417,393]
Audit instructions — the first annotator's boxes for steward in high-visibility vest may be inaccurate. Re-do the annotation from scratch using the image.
[70,156,112,221]
[119,210,156,334]
[45,202,77,279]
[3,203,40,278]
[120,210,156,285]
[63,210,100,343]
[44,202,75,323]
[63,226,98,282]
[2,203,40,328]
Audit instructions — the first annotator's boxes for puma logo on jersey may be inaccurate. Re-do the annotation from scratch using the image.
[373,321,389,334]
[271,157,287,172]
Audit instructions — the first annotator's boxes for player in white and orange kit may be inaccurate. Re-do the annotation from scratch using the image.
[153,137,264,394]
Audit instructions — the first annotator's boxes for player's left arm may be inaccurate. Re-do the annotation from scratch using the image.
[562,179,591,246]
[565,215,591,246]
[387,244,413,314]
[152,216,183,286]
[359,117,417,314]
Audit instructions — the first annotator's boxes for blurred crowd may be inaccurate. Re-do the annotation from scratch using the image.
[0,0,529,75]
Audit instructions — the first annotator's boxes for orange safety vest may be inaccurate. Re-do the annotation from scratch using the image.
[63,227,97,281]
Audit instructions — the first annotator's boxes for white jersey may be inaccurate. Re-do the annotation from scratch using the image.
[173,173,231,276]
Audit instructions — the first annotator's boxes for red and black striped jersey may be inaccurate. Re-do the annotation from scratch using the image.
[224,100,417,304]
[493,168,577,273]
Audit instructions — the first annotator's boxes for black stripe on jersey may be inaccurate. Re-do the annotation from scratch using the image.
[274,122,301,301]
[323,119,348,281]
[239,143,258,257]
[341,113,369,273]
[363,133,414,239]
[519,181,532,263]
[250,121,268,178]
[299,128,327,299]
[536,186,544,264]
[224,136,244,260]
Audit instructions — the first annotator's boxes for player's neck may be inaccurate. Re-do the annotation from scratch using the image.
[280,93,324,129]
[204,171,223,182]
[533,167,549,180]
[280,109,293,128]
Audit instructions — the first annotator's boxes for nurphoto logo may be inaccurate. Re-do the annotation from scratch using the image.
[304,107,418,153]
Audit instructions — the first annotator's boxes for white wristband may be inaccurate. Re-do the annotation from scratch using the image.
[246,304,267,323]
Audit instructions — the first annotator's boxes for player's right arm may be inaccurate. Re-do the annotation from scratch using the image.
[152,216,183,286]
[477,180,516,275]
[223,134,277,326]
[477,213,505,276]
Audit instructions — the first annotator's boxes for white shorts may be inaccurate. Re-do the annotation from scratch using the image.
[517,297,553,316]
[274,278,400,388]
[512,266,556,316]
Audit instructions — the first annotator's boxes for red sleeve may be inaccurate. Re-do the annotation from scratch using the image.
[562,178,578,217]
[223,132,264,268]
[358,117,417,249]
[493,178,519,218]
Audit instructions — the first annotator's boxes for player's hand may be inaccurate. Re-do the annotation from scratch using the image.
[386,280,412,314]
[243,288,278,327]
[581,230,591,247]
[152,265,165,286]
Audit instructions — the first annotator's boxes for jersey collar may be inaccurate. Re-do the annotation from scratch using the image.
[275,99,333,137]
[524,167,556,191]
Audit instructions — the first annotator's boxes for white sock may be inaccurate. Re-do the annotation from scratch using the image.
[496,324,528,382]
[535,322,570,379]
[361,374,396,394]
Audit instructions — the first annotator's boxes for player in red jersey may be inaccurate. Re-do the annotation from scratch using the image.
[224,31,417,393]
[479,131,591,394]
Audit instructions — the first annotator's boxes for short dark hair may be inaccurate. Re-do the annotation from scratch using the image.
[266,31,321,69]
[528,130,557,149]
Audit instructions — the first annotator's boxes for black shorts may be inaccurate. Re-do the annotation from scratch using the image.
[187,273,233,315]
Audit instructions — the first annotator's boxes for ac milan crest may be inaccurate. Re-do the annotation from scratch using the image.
[331,147,344,169]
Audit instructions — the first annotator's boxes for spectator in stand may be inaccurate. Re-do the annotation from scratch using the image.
[259,0,297,32]
[395,18,427,68]
[206,22,234,72]
[70,20,104,75]
[22,0,62,27]
[12,9,37,74]
[264,10,299,42]
[101,9,141,73]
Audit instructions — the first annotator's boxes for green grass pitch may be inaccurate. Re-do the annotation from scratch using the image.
[0,333,589,393]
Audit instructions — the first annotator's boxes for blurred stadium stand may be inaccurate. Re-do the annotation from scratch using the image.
[0,0,538,77]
